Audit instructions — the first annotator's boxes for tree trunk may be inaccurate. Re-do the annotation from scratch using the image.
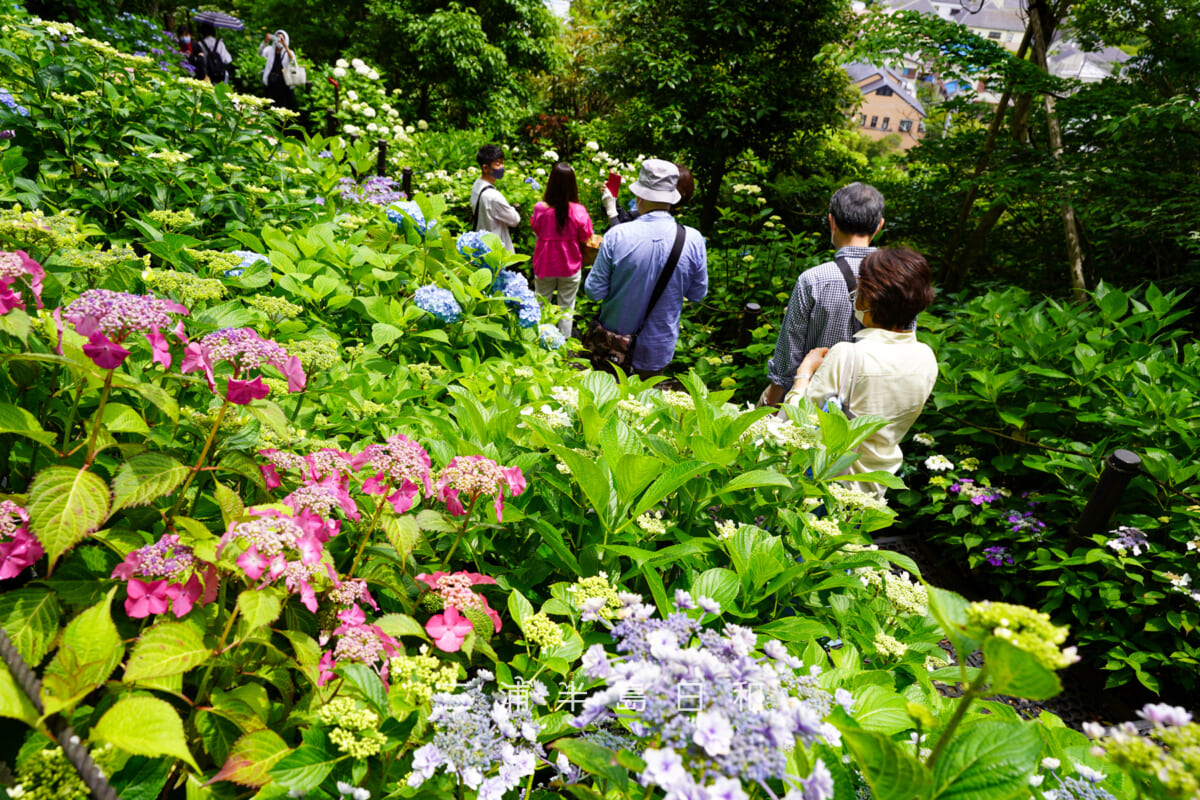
[697,159,728,236]
[1029,0,1087,301]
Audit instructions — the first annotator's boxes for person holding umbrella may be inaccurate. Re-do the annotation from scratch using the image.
[258,30,298,111]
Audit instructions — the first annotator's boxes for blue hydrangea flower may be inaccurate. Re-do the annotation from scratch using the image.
[524,176,542,192]
[386,201,433,238]
[516,299,541,328]
[414,285,462,323]
[539,324,565,350]
[493,270,541,328]
[227,251,270,278]
[456,231,491,266]
[0,88,29,117]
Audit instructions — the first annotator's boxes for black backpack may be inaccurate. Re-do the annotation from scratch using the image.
[191,37,227,83]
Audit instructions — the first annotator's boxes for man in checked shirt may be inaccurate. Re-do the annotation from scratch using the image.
[758,183,886,407]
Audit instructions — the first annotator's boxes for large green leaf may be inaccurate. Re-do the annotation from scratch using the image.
[840,726,932,800]
[0,402,56,446]
[982,637,1062,701]
[753,617,830,642]
[551,738,628,791]
[714,469,792,494]
[0,588,60,666]
[124,621,212,683]
[237,587,284,633]
[100,402,150,434]
[926,586,979,662]
[41,588,122,715]
[210,730,291,786]
[630,459,715,518]
[0,662,38,726]
[931,721,1040,800]
[551,445,614,526]
[92,695,199,770]
[271,731,339,791]
[111,453,189,513]
[691,568,739,610]
[27,466,111,570]
[852,684,914,735]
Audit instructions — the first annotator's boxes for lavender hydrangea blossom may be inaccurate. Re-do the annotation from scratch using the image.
[406,674,543,799]
[386,201,434,238]
[338,176,405,207]
[571,592,840,798]
[456,231,492,266]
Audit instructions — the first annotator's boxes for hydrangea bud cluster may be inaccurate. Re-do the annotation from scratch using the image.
[182,326,306,404]
[828,483,888,512]
[60,288,189,370]
[856,569,928,617]
[435,455,526,522]
[572,592,838,799]
[636,510,667,536]
[318,697,389,759]
[1085,705,1198,799]
[872,631,909,660]
[140,267,225,307]
[566,573,623,621]
[965,600,1079,670]
[407,674,542,799]
[414,285,462,324]
[357,434,433,514]
[742,416,819,450]
[0,500,42,580]
[416,571,502,652]
[0,250,44,315]
[389,649,460,705]
[247,294,302,320]
[521,612,564,649]
[286,338,339,372]
[111,534,214,618]
[7,744,120,800]
[219,508,334,612]
[492,270,540,328]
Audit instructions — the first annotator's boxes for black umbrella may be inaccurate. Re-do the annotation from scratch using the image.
[192,10,245,30]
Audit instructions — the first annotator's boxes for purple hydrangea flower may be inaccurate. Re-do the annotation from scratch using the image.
[1106,526,1148,557]
[1137,703,1192,727]
[983,546,1014,567]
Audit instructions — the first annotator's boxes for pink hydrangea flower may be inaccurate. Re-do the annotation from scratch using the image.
[415,571,502,634]
[317,602,401,687]
[182,327,306,405]
[219,508,334,612]
[0,500,42,580]
[426,606,474,652]
[110,534,216,618]
[355,435,433,514]
[0,251,45,314]
[59,289,189,371]
[435,455,526,522]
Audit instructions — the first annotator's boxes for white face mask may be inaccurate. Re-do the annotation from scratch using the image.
[854,307,867,325]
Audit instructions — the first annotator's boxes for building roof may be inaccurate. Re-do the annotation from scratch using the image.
[845,64,927,116]
[885,0,939,13]
[1047,40,1130,80]
[950,1,1026,32]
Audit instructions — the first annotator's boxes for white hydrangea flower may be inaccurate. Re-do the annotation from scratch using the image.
[336,58,350,68]
[924,454,954,472]
[913,432,935,445]
[346,90,358,101]
[332,67,346,78]
[417,119,429,130]
[543,149,558,161]
[585,141,600,151]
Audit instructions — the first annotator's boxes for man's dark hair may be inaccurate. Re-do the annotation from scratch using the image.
[197,21,216,38]
[858,247,934,330]
[476,144,504,167]
[829,182,885,237]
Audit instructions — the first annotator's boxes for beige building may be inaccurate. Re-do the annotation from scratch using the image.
[846,63,927,150]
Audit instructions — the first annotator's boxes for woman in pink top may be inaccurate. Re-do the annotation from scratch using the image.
[531,162,595,338]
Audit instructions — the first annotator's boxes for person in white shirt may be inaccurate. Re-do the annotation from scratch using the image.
[785,247,938,499]
[470,144,520,253]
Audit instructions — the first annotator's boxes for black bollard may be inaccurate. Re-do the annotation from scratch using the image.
[736,302,763,352]
[376,140,388,177]
[401,166,413,199]
[1075,449,1142,539]
[324,110,337,138]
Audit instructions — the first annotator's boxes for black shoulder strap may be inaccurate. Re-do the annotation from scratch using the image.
[635,223,687,337]
[834,255,857,295]
[472,184,497,230]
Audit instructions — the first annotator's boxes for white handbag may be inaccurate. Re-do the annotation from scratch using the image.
[283,51,306,87]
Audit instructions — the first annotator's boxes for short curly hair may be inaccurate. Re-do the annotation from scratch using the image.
[858,247,934,330]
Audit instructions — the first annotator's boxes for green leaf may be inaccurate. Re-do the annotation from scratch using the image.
[754,617,830,642]
[926,585,979,662]
[41,588,122,715]
[0,588,60,666]
[508,589,535,628]
[113,375,179,423]
[237,587,284,633]
[0,662,38,726]
[630,460,715,518]
[111,453,189,513]
[839,726,932,800]
[101,402,150,434]
[27,467,111,570]
[551,445,614,527]
[93,695,200,770]
[611,454,664,505]
[209,729,291,786]
[469,267,494,291]
[339,663,387,715]
[930,721,1040,800]
[214,480,245,529]
[124,621,211,682]
[715,469,792,494]
[852,684,913,735]
[0,402,56,446]
[982,637,1062,701]
[374,614,429,640]
[271,733,339,791]
[109,755,174,800]
[551,738,628,791]
[371,322,403,347]
[246,400,289,440]
[383,514,421,561]
[691,568,739,610]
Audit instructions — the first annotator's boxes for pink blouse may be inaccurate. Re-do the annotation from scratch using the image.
[531,201,595,279]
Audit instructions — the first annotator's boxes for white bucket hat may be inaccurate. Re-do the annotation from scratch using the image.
[629,159,681,204]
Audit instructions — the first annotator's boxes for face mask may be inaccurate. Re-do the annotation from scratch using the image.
[854,307,867,325]
[491,166,505,180]
[181,36,190,43]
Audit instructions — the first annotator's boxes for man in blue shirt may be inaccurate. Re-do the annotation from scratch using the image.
[585,159,708,378]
